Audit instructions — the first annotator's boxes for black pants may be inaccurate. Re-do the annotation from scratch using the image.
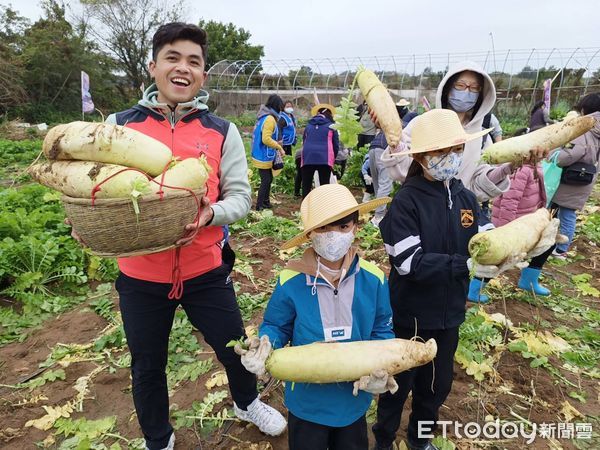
[288,412,368,450]
[373,326,460,448]
[529,244,554,269]
[528,203,559,268]
[222,241,236,273]
[116,268,257,450]
[357,134,375,149]
[361,172,375,194]
[480,201,491,222]
[301,164,332,198]
[334,159,347,179]
[283,144,293,156]
[256,168,273,210]
[294,158,302,196]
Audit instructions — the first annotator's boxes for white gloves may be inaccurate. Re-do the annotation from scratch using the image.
[363,174,373,185]
[467,253,529,279]
[388,142,408,154]
[527,218,568,258]
[352,369,398,396]
[234,335,272,378]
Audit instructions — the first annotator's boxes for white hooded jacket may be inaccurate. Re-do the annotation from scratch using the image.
[380,61,510,202]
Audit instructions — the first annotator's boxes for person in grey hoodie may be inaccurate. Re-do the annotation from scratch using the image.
[551,93,600,256]
[380,61,546,203]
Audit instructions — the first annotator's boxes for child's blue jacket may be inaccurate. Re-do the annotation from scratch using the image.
[259,250,394,427]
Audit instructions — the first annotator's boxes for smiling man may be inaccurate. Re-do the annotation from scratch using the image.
[103,23,287,450]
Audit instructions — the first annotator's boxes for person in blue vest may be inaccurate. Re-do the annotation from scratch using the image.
[278,100,297,156]
[251,94,285,211]
[301,103,339,197]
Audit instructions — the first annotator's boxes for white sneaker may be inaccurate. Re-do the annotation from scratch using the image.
[145,432,174,450]
[234,397,287,436]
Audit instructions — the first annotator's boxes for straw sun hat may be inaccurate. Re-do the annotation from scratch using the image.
[395,109,492,155]
[396,98,411,107]
[281,184,390,249]
[563,110,579,121]
[310,103,336,117]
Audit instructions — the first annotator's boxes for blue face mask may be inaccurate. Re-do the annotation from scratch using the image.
[448,88,479,113]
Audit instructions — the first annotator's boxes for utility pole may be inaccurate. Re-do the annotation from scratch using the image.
[489,32,498,74]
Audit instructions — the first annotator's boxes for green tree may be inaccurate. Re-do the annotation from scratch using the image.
[79,0,183,90]
[288,66,313,88]
[0,5,29,113]
[198,19,264,70]
[16,0,123,121]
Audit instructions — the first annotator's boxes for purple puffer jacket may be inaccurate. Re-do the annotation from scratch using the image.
[492,164,547,227]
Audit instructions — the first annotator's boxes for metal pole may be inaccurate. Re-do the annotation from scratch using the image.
[341,57,352,90]
[489,32,497,73]
[583,48,600,95]
[216,60,242,90]
[308,58,323,89]
[324,57,336,91]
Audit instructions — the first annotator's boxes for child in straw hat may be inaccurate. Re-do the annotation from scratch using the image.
[235,184,395,450]
[372,109,557,450]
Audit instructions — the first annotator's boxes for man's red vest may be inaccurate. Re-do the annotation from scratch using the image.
[114,106,229,283]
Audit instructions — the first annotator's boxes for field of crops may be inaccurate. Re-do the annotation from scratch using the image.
[0,135,599,450]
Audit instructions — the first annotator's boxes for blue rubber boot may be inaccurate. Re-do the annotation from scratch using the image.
[518,268,550,295]
[467,278,489,303]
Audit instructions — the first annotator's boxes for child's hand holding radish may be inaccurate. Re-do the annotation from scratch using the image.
[467,253,529,279]
[352,369,398,396]
[234,335,272,378]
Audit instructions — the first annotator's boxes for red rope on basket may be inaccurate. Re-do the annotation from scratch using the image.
[168,247,184,300]
[89,166,208,300]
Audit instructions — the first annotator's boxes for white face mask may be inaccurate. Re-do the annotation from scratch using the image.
[284,107,294,114]
[311,229,355,262]
[423,152,463,181]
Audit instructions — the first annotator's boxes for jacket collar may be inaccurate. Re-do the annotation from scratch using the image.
[404,176,465,196]
[257,104,280,120]
[138,83,209,125]
[285,247,359,286]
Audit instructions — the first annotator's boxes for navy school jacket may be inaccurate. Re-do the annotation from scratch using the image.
[379,175,485,330]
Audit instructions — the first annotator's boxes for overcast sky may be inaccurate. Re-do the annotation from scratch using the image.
[5,0,600,63]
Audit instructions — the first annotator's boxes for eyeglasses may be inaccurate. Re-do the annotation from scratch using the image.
[428,144,465,157]
[453,81,482,93]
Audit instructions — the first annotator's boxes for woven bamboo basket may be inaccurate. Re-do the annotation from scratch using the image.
[62,188,205,258]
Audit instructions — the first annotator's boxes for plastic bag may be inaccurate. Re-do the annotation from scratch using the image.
[542,152,563,207]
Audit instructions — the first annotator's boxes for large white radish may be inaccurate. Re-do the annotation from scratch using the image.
[265,338,437,383]
[356,68,402,148]
[150,156,211,194]
[28,161,150,199]
[43,121,173,176]
[482,115,596,164]
[468,209,551,265]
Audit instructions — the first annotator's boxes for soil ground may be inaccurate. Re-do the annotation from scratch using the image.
[1,193,598,450]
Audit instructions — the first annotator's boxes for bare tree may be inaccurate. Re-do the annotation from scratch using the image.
[79,0,184,90]
[0,60,27,113]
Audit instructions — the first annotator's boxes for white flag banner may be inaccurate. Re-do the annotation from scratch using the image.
[81,71,95,114]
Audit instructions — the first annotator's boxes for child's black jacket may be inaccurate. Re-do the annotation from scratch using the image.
[380,175,482,330]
